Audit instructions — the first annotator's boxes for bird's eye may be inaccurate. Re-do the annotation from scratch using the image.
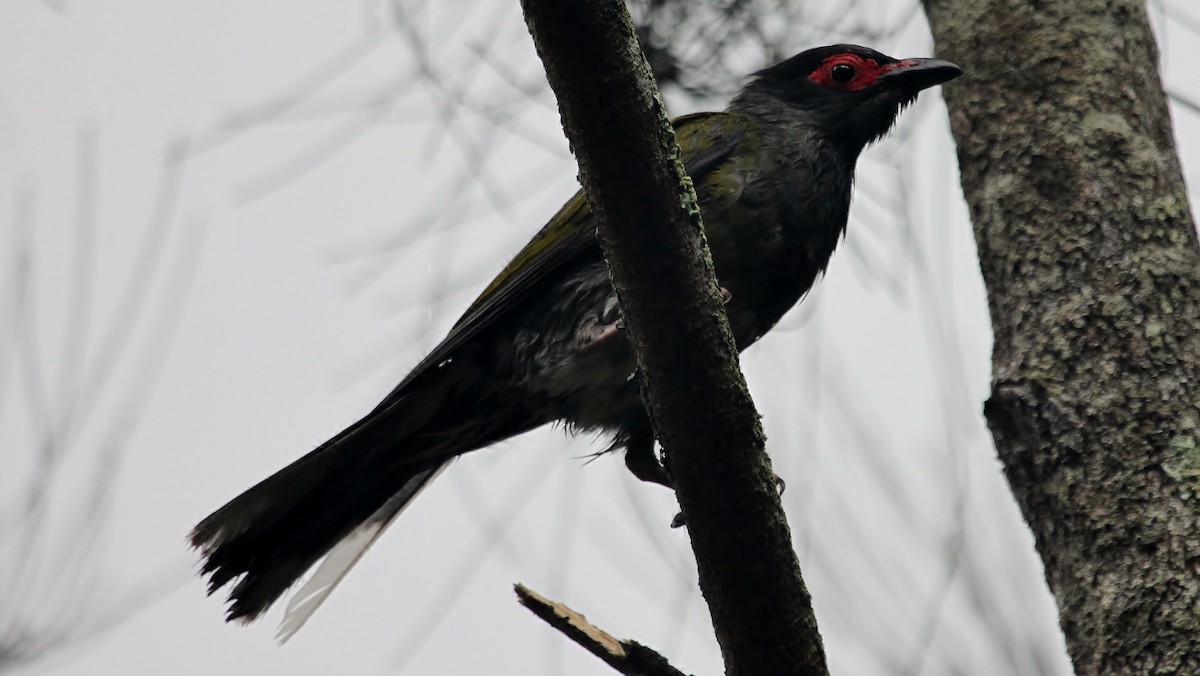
[830,63,856,84]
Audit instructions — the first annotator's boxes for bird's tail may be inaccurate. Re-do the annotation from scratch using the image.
[274,461,448,642]
[189,385,536,638]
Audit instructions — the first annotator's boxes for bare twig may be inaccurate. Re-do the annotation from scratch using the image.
[514,584,692,676]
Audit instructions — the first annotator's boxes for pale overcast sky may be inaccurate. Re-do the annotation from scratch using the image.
[3,1,1198,674]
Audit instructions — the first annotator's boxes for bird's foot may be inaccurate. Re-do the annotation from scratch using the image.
[625,443,674,489]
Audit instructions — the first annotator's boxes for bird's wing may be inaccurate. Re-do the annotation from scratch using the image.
[270,113,752,638]
[382,111,752,400]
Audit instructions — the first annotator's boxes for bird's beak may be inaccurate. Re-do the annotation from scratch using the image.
[881,58,963,92]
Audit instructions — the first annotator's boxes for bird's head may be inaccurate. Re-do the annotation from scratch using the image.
[735,44,962,152]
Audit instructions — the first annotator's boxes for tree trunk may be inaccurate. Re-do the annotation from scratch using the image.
[517,0,828,674]
[923,1,1200,673]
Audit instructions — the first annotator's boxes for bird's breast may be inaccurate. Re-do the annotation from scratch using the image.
[706,173,851,346]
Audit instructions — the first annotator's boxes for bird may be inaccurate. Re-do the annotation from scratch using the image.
[189,43,962,640]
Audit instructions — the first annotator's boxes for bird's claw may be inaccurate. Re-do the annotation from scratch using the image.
[625,444,674,489]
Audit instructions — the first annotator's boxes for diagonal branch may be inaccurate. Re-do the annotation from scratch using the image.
[516,1,828,674]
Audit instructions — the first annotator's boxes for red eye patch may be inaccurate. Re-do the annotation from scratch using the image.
[809,54,911,92]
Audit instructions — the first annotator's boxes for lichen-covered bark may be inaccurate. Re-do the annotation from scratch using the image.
[517,1,827,674]
[922,1,1200,673]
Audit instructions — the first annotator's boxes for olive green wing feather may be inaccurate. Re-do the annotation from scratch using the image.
[386,111,754,398]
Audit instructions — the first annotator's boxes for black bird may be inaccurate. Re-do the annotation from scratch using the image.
[190,43,961,639]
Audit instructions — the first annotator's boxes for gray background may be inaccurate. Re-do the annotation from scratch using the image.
[4,1,1198,674]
